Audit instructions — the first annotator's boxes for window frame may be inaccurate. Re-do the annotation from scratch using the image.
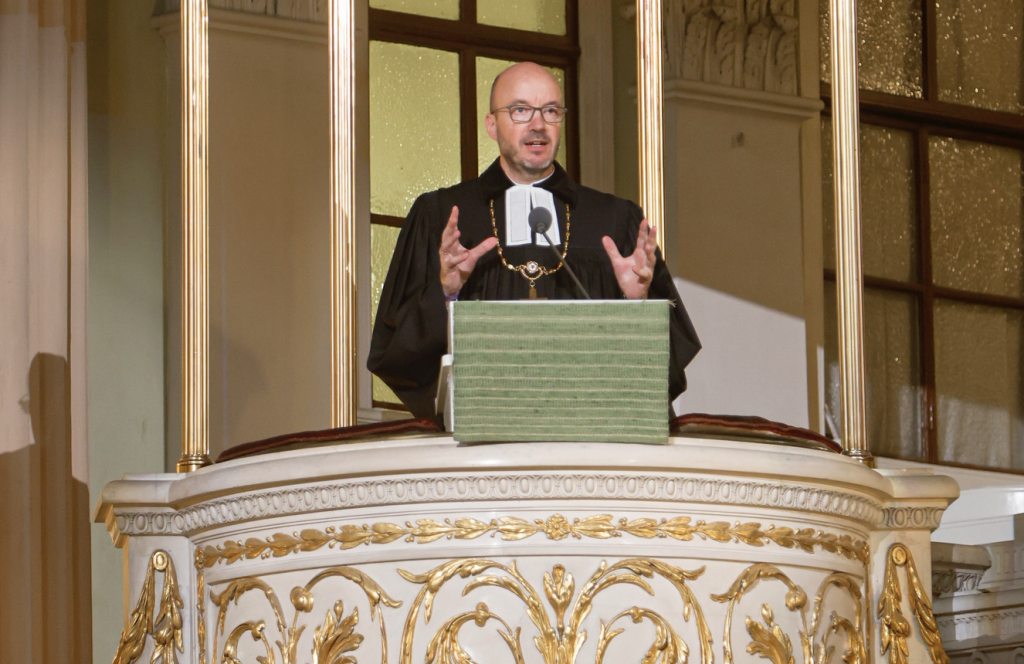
[369,0,581,408]
[821,0,1024,470]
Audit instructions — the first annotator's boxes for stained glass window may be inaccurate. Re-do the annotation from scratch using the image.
[478,0,566,35]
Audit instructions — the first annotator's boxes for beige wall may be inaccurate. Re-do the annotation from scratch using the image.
[610,4,826,430]
[160,11,333,461]
[86,0,168,661]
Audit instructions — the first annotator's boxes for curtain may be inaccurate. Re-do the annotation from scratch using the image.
[0,1,90,662]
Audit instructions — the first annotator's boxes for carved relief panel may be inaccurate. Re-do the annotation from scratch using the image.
[664,0,799,94]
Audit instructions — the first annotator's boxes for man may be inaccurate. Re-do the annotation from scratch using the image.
[368,62,700,420]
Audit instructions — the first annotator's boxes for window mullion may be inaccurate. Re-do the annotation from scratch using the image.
[459,50,479,181]
[915,126,938,463]
[922,0,938,100]
[460,0,476,24]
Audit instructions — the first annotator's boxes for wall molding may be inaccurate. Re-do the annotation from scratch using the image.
[104,470,884,544]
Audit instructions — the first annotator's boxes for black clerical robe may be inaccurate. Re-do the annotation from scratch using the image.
[368,159,701,420]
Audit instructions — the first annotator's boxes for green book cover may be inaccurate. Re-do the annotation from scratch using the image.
[451,300,670,444]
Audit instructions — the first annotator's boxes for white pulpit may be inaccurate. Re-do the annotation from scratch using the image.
[96,434,957,664]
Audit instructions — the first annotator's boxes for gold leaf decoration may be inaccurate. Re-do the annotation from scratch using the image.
[212,566,400,664]
[312,602,363,664]
[878,544,950,664]
[543,565,575,635]
[712,563,807,664]
[203,515,868,567]
[746,604,795,664]
[111,550,184,664]
[399,557,712,664]
[812,573,865,664]
[596,607,689,664]
[425,602,525,664]
[195,548,208,664]
[222,621,274,664]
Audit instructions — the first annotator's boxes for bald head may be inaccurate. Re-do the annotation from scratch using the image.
[485,61,564,183]
[489,62,562,111]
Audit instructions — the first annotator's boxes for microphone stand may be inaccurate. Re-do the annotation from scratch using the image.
[540,230,591,300]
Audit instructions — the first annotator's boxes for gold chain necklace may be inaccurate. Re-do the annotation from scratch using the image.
[489,200,572,295]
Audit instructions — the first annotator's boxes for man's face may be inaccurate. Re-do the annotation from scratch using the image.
[485,64,563,181]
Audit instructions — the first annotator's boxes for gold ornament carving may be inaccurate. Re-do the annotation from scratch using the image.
[878,544,950,664]
[196,547,209,664]
[747,604,795,664]
[112,549,185,664]
[211,566,400,664]
[712,564,864,664]
[398,557,713,664]
[312,602,362,664]
[202,514,868,567]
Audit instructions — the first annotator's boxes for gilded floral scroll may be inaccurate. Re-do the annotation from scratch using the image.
[397,558,714,664]
[878,544,950,664]
[209,566,400,664]
[711,563,865,664]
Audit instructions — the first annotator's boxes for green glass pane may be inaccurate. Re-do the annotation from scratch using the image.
[369,0,459,20]
[935,300,1024,468]
[929,136,1024,298]
[820,0,923,97]
[476,57,567,175]
[821,119,917,281]
[937,0,1023,114]
[371,223,404,405]
[824,286,922,458]
[370,41,461,217]
[478,0,565,35]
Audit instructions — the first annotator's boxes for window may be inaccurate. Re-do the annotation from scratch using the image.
[368,1,581,407]
[820,0,1024,469]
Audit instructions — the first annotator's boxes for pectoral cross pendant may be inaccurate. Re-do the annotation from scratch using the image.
[526,281,545,300]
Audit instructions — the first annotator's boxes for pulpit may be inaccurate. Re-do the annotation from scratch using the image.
[96,427,958,664]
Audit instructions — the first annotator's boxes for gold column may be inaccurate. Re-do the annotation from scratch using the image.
[829,0,873,464]
[330,0,358,427]
[177,0,212,472]
[635,0,666,253]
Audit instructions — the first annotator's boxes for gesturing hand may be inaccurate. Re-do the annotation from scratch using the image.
[601,219,658,300]
[439,206,498,298]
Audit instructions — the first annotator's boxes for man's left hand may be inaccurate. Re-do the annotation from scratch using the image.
[602,219,657,300]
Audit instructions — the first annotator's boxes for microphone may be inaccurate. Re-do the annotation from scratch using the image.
[528,207,591,299]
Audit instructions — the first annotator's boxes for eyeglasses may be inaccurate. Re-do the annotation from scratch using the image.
[490,104,567,124]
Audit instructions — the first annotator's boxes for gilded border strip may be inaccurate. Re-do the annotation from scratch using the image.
[202,513,869,567]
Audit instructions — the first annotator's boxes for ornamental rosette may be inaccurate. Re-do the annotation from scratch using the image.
[543,514,572,540]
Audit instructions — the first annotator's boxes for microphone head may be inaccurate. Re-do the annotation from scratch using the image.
[528,207,552,235]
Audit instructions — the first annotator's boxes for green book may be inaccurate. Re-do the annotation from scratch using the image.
[448,300,670,444]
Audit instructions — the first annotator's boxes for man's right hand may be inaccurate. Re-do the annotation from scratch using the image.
[439,206,498,297]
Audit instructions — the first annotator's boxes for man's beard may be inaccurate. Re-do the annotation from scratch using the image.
[499,131,560,175]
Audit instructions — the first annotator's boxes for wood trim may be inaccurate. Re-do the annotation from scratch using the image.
[933,286,1024,311]
[564,58,581,182]
[820,83,1024,139]
[915,127,938,464]
[922,0,937,100]
[369,8,580,59]
[372,399,411,411]
[460,50,480,180]
[824,270,921,293]
[370,213,405,228]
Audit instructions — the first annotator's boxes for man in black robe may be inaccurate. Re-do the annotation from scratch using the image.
[368,62,700,420]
